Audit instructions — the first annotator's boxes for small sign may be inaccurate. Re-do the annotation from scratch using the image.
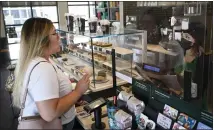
[172,122,186,130]
[106,50,111,55]
[177,113,196,129]
[116,53,121,58]
[157,113,172,129]
[99,48,102,52]
[163,104,179,120]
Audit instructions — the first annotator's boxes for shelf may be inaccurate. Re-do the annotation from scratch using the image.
[71,49,134,72]
[83,42,133,56]
[57,29,144,39]
[95,46,133,55]
[147,44,178,56]
[52,53,127,92]
[125,43,178,56]
[102,61,133,72]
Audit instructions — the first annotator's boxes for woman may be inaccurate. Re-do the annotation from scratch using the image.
[175,22,205,77]
[12,17,90,129]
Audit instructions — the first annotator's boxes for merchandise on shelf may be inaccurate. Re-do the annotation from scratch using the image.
[196,122,212,130]
[172,122,186,130]
[156,113,172,129]
[138,113,156,130]
[163,104,179,120]
[177,113,196,129]
[107,108,132,129]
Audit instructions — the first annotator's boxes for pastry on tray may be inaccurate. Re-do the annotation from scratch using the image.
[77,49,85,54]
[98,70,107,79]
[98,55,107,61]
[94,53,98,59]
[100,43,112,47]
[91,70,108,84]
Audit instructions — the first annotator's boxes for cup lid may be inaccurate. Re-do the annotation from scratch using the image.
[88,17,98,22]
[64,13,74,17]
[99,19,110,25]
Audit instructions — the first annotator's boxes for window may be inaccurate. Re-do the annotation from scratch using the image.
[90,5,96,17]
[68,1,96,31]
[3,2,59,38]
[3,10,9,17]
[9,44,20,60]
[68,2,89,5]
[3,7,32,25]
[32,6,58,22]
[14,20,21,24]
[68,6,89,19]
[11,10,20,18]
[20,9,27,18]
[6,26,22,43]
[68,2,96,20]
[2,1,59,61]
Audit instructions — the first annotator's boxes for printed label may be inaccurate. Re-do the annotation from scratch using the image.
[157,113,172,129]
[163,104,179,120]
[172,122,186,130]
[177,113,196,129]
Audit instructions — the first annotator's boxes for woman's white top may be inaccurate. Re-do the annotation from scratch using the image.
[22,57,76,125]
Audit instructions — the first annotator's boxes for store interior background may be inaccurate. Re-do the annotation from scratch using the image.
[0,1,213,129]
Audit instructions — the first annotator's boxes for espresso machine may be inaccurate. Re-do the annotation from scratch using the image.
[125,15,137,29]
[136,16,191,98]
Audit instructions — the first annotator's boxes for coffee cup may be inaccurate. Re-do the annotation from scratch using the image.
[100,20,110,34]
[88,17,98,33]
[65,13,74,32]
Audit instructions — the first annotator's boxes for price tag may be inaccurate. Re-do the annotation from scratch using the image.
[99,48,102,52]
[172,122,186,130]
[157,113,172,129]
[106,50,111,55]
[94,46,97,50]
[163,104,178,120]
[117,53,121,58]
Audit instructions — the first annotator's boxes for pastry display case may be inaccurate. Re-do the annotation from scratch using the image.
[51,29,145,93]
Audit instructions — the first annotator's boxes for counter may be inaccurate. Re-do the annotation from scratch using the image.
[75,97,115,129]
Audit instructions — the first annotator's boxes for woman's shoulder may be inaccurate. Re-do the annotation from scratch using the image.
[27,57,55,74]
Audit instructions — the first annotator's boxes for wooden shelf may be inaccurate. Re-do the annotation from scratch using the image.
[84,42,133,55]
[147,44,178,56]
[52,52,127,92]
[126,43,178,56]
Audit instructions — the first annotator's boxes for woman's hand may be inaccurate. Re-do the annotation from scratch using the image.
[75,74,90,95]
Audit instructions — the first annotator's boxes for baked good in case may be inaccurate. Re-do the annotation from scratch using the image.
[96,70,107,81]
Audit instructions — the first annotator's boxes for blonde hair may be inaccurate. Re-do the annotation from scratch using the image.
[12,18,54,107]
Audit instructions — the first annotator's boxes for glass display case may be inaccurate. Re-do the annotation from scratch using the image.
[52,29,146,93]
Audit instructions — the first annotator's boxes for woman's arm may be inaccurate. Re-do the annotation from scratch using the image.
[36,74,90,122]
